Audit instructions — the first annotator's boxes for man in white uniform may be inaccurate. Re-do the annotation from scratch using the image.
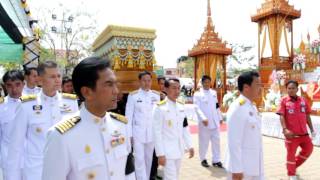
[125,71,160,180]
[225,71,264,180]
[0,70,24,179]
[22,67,41,95]
[193,75,223,168]
[42,57,130,180]
[153,78,194,180]
[6,61,78,180]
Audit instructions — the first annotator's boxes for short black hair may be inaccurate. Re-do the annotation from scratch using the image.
[164,78,180,88]
[157,75,165,83]
[38,61,58,76]
[138,71,152,80]
[286,80,298,88]
[201,75,211,83]
[2,70,24,83]
[62,76,72,85]
[24,67,37,76]
[237,71,260,92]
[72,56,111,101]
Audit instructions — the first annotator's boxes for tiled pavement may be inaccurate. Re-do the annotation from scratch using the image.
[178,123,320,180]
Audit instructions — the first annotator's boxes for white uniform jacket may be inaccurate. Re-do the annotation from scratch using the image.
[42,106,130,180]
[125,89,160,143]
[6,91,78,180]
[22,86,41,95]
[225,95,264,177]
[193,88,223,129]
[152,98,192,159]
[0,96,21,168]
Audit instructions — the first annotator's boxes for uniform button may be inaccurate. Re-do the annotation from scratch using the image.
[105,149,110,154]
[52,116,56,119]
[110,171,113,176]
[101,127,106,132]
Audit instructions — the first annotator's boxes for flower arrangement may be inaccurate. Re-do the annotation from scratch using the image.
[223,90,240,108]
[276,70,286,86]
[264,88,281,111]
[311,39,320,54]
[293,54,306,71]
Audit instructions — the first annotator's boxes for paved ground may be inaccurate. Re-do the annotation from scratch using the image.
[1,126,318,180]
[177,130,320,180]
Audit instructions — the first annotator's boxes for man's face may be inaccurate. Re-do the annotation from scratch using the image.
[287,83,298,97]
[166,80,180,101]
[89,68,119,110]
[158,79,165,92]
[202,79,211,90]
[62,81,74,94]
[246,76,262,99]
[140,74,152,90]
[25,70,38,86]
[4,79,24,98]
[39,68,62,93]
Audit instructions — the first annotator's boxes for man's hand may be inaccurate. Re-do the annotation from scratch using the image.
[158,156,166,166]
[189,148,194,158]
[220,120,223,124]
[202,120,208,126]
[232,173,243,180]
[283,128,294,138]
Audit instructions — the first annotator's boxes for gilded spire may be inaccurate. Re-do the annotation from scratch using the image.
[207,0,211,17]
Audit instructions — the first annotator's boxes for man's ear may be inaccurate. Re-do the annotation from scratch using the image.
[81,86,93,101]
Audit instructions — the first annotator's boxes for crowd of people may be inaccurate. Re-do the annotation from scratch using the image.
[0,56,316,180]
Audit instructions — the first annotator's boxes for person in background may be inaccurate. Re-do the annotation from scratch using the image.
[0,70,25,180]
[125,71,160,180]
[22,67,41,95]
[193,75,223,168]
[152,78,194,180]
[61,76,74,94]
[225,71,264,180]
[276,80,315,180]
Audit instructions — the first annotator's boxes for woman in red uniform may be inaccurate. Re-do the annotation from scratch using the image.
[277,80,316,180]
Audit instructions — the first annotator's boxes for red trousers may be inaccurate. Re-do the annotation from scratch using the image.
[285,136,313,176]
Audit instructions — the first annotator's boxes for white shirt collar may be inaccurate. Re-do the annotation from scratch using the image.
[7,96,20,103]
[40,90,59,102]
[81,105,107,126]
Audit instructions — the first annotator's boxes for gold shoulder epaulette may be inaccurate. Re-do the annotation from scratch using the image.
[152,90,160,95]
[110,112,128,124]
[239,98,246,106]
[55,116,81,134]
[0,97,4,104]
[62,93,77,100]
[20,94,37,103]
[157,99,167,106]
[129,90,138,95]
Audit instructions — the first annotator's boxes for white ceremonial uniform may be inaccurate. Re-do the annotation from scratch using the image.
[225,94,264,180]
[152,98,193,180]
[6,91,78,180]
[22,86,41,95]
[42,106,130,180]
[0,96,22,179]
[193,88,223,163]
[125,89,160,180]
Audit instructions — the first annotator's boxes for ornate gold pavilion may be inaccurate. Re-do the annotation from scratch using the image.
[251,0,301,84]
[188,0,232,100]
[92,25,158,92]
